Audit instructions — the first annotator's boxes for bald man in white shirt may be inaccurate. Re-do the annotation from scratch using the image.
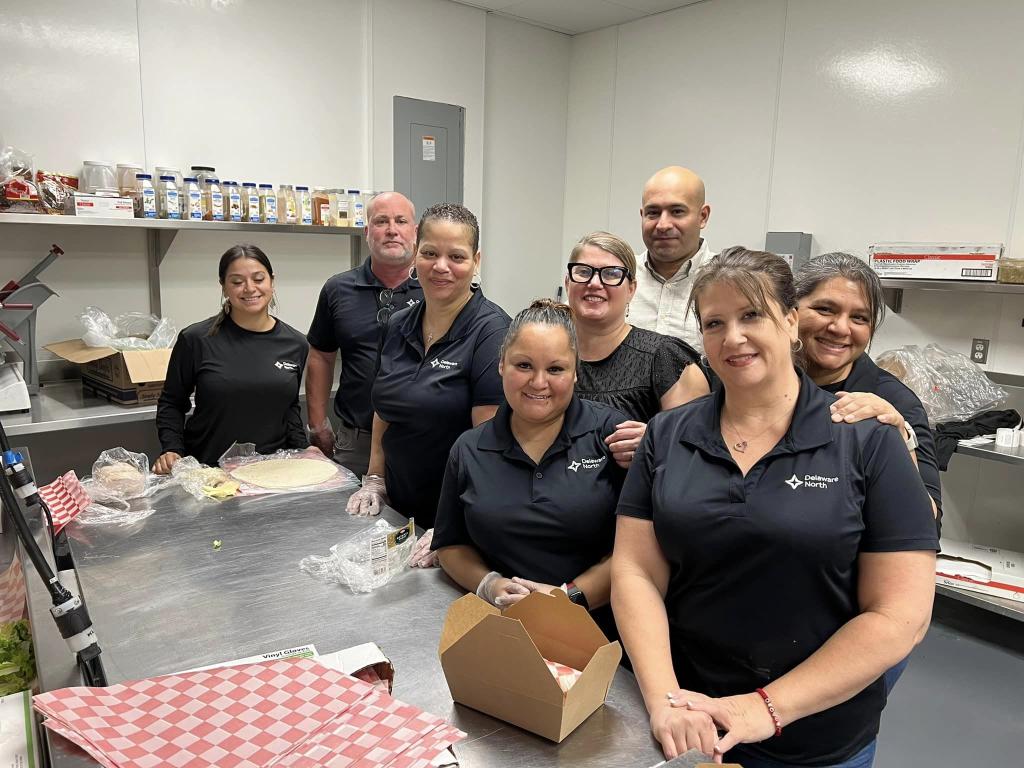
[630,166,714,350]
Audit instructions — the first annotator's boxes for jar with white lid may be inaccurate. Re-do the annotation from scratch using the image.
[133,174,157,218]
[157,176,180,219]
[82,161,116,194]
[115,164,143,195]
[296,185,313,225]
[182,177,203,220]
[224,181,243,222]
[202,178,225,221]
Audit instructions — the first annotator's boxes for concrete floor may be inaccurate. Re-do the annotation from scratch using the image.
[876,597,1024,765]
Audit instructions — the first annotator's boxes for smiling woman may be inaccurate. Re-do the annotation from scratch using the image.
[153,244,310,472]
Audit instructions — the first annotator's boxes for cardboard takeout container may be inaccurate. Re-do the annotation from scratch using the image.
[45,339,171,406]
[438,590,621,742]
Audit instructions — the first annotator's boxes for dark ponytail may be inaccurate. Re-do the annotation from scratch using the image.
[207,244,275,336]
[500,298,578,362]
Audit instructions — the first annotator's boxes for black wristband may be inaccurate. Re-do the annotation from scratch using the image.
[565,581,590,611]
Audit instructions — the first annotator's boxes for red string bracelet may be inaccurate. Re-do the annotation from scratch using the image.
[756,687,783,737]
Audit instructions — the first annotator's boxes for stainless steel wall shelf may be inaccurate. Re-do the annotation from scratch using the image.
[936,584,1024,622]
[0,213,364,315]
[880,278,1024,313]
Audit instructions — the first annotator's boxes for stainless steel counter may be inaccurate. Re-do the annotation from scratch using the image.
[5,381,157,437]
[22,483,662,768]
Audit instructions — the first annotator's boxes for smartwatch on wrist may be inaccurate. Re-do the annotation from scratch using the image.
[565,581,590,611]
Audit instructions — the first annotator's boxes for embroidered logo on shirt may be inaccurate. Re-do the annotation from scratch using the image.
[407,298,420,307]
[429,358,459,370]
[785,473,838,490]
[568,456,606,473]
[274,361,299,371]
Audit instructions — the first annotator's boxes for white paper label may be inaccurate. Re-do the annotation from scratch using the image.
[266,196,278,223]
[165,189,179,218]
[211,191,224,219]
[248,193,260,221]
[353,201,365,227]
[188,190,202,219]
[229,192,242,221]
[142,187,156,217]
[422,136,436,161]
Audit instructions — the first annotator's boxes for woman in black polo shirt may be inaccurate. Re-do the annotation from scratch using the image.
[346,204,510,538]
[612,247,938,767]
[432,300,627,634]
[794,252,941,523]
[566,231,704,467]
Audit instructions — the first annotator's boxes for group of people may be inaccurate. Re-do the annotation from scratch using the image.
[151,165,941,768]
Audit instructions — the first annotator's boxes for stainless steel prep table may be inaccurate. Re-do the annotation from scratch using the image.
[22,482,663,768]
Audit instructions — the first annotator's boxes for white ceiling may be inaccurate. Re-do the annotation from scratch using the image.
[452,0,705,36]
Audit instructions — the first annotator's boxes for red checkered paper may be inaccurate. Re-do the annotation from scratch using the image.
[544,658,582,693]
[33,657,465,768]
[0,556,26,623]
[38,470,91,533]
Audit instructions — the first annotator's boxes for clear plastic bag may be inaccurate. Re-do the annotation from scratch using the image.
[300,519,417,593]
[79,307,178,351]
[0,136,43,214]
[875,343,1008,425]
[76,448,172,526]
[170,456,239,501]
[218,443,358,495]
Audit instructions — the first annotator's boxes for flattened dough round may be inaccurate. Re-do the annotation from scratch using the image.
[229,458,339,489]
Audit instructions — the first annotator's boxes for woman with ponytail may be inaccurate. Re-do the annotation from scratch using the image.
[153,244,309,472]
[430,299,628,640]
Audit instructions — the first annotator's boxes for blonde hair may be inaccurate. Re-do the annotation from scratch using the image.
[569,231,637,280]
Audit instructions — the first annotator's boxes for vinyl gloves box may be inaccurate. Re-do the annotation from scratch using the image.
[438,590,621,742]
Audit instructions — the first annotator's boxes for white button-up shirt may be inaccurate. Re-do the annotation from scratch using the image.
[630,239,714,351]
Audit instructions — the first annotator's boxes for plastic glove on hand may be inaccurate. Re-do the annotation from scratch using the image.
[306,418,337,458]
[345,474,387,516]
[409,528,439,568]
[476,571,531,608]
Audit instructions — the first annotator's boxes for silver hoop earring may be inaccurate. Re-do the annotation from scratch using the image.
[699,354,709,368]
[270,294,278,311]
[792,338,804,353]
[409,266,418,280]
[471,272,482,289]
[222,298,231,314]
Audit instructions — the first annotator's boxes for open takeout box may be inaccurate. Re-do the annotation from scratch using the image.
[439,589,621,742]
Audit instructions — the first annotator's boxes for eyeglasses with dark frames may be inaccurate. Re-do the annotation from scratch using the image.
[376,288,395,325]
[566,262,632,287]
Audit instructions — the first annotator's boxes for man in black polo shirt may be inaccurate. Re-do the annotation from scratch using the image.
[306,191,423,475]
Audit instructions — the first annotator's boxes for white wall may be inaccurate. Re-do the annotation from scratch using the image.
[482,15,570,312]
[1,0,571,364]
[560,0,1024,551]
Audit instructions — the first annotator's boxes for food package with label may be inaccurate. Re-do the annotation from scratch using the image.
[0,135,43,214]
[300,518,417,593]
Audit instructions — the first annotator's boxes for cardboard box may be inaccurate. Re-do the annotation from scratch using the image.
[0,690,41,767]
[869,242,1001,281]
[438,590,621,742]
[936,539,1024,602]
[44,339,171,407]
[66,192,134,218]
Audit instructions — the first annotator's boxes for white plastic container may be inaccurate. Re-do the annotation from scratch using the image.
[82,161,116,194]
[182,177,203,220]
[278,184,297,224]
[203,178,225,221]
[348,189,365,227]
[115,163,143,195]
[157,175,180,219]
[243,182,260,223]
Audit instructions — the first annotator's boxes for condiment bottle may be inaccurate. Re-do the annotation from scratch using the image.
[133,173,157,218]
[259,184,278,223]
[296,185,313,225]
[157,175,180,219]
[348,189,365,227]
[243,182,260,223]
[278,184,297,224]
[224,181,242,222]
[182,177,203,220]
[203,178,225,221]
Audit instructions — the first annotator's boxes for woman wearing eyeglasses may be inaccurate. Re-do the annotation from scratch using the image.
[347,204,511,546]
[566,232,704,467]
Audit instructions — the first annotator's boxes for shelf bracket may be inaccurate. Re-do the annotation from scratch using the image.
[882,286,904,314]
[349,233,363,269]
[146,229,177,316]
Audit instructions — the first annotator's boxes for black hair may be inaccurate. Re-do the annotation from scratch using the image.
[417,203,480,253]
[208,244,275,336]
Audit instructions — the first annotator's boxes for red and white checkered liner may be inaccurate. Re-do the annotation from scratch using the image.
[544,658,582,693]
[0,556,26,623]
[33,657,464,768]
[37,470,91,533]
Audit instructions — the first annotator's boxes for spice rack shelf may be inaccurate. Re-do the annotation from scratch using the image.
[0,213,364,314]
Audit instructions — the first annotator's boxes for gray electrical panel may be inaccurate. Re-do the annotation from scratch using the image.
[394,96,464,217]
[766,231,813,272]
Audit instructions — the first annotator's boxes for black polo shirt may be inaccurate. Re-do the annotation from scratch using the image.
[372,289,510,527]
[818,353,942,534]
[307,259,423,430]
[617,369,938,765]
[431,396,628,584]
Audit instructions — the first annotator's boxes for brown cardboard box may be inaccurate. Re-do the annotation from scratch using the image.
[45,339,171,407]
[438,590,621,742]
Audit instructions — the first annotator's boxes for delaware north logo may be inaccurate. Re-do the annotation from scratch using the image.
[430,358,459,370]
[568,456,606,473]
[274,361,299,371]
[785,473,838,490]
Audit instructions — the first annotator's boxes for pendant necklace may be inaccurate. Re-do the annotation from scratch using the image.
[723,410,790,453]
